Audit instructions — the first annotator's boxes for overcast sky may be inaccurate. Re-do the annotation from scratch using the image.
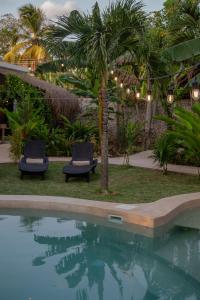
[0,0,165,18]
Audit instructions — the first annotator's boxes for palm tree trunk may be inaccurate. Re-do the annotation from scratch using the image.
[100,75,109,192]
[98,94,103,150]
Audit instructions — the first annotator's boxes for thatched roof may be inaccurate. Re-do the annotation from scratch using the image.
[0,66,80,120]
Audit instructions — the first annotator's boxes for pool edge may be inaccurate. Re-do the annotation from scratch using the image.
[0,193,200,229]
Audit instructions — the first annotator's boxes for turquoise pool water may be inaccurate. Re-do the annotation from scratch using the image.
[1,210,200,300]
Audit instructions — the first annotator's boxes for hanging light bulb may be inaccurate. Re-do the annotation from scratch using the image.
[192,79,200,101]
[120,82,123,88]
[61,63,64,67]
[146,89,153,102]
[126,88,131,95]
[110,70,114,75]
[136,91,141,99]
[114,76,118,82]
[167,88,174,104]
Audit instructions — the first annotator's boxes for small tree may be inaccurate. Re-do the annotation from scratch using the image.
[123,121,143,166]
[153,134,175,174]
[46,0,146,192]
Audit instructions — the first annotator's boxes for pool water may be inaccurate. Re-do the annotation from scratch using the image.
[1,211,200,300]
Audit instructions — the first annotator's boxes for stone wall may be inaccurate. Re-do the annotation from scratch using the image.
[79,97,193,149]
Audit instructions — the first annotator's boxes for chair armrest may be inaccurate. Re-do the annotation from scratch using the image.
[44,157,49,164]
[20,157,26,163]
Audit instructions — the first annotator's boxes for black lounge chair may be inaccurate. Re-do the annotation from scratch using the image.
[63,142,97,182]
[19,140,49,179]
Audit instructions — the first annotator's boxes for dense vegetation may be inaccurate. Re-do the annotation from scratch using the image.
[1,0,200,191]
[0,75,98,161]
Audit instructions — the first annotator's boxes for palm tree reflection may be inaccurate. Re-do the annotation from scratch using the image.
[33,221,200,300]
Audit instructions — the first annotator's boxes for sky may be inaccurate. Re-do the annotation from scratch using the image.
[0,0,165,18]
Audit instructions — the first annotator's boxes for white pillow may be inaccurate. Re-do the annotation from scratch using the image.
[72,160,90,166]
[26,158,44,164]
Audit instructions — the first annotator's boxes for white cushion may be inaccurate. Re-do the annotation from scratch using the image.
[72,160,90,166]
[26,158,43,164]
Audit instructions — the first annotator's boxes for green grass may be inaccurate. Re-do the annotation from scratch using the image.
[0,163,200,203]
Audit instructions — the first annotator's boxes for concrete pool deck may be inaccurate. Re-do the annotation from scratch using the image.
[1,193,200,231]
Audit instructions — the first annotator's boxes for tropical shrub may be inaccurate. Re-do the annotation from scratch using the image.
[47,128,73,156]
[4,97,49,161]
[62,116,98,143]
[47,117,98,156]
[153,134,176,174]
[123,121,144,165]
[155,103,200,175]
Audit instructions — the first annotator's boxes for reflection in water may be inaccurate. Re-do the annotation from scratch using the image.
[20,216,42,231]
[33,220,200,300]
[1,212,200,299]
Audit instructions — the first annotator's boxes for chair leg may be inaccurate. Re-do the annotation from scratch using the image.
[86,173,90,183]
[65,174,69,182]
[92,167,95,174]
[20,172,24,180]
[41,173,45,180]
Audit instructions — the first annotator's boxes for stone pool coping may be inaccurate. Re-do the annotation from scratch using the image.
[0,192,200,230]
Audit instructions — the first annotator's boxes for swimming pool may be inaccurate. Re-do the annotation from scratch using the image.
[1,210,200,300]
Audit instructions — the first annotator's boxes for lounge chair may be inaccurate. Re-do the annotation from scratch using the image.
[19,140,49,179]
[63,142,97,182]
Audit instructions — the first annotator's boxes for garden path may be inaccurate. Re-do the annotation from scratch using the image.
[0,143,198,175]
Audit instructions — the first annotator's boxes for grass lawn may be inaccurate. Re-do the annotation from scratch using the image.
[0,163,200,203]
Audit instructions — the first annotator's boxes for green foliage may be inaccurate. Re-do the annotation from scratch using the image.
[123,121,143,165]
[59,73,99,99]
[0,75,52,122]
[47,128,73,156]
[165,38,200,62]
[155,103,200,175]
[4,97,49,162]
[153,134,176,174]
[61,116,98,142]
[47,117,98,156]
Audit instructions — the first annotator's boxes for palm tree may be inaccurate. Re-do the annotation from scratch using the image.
[46,0,146,191]
[4,4,47,69]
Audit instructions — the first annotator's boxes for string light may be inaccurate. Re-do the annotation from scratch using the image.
[136,91,141,99]
[109,67,200,103]
[167,88,174,104]
[192,79,200,101]
[146,90,153,102]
